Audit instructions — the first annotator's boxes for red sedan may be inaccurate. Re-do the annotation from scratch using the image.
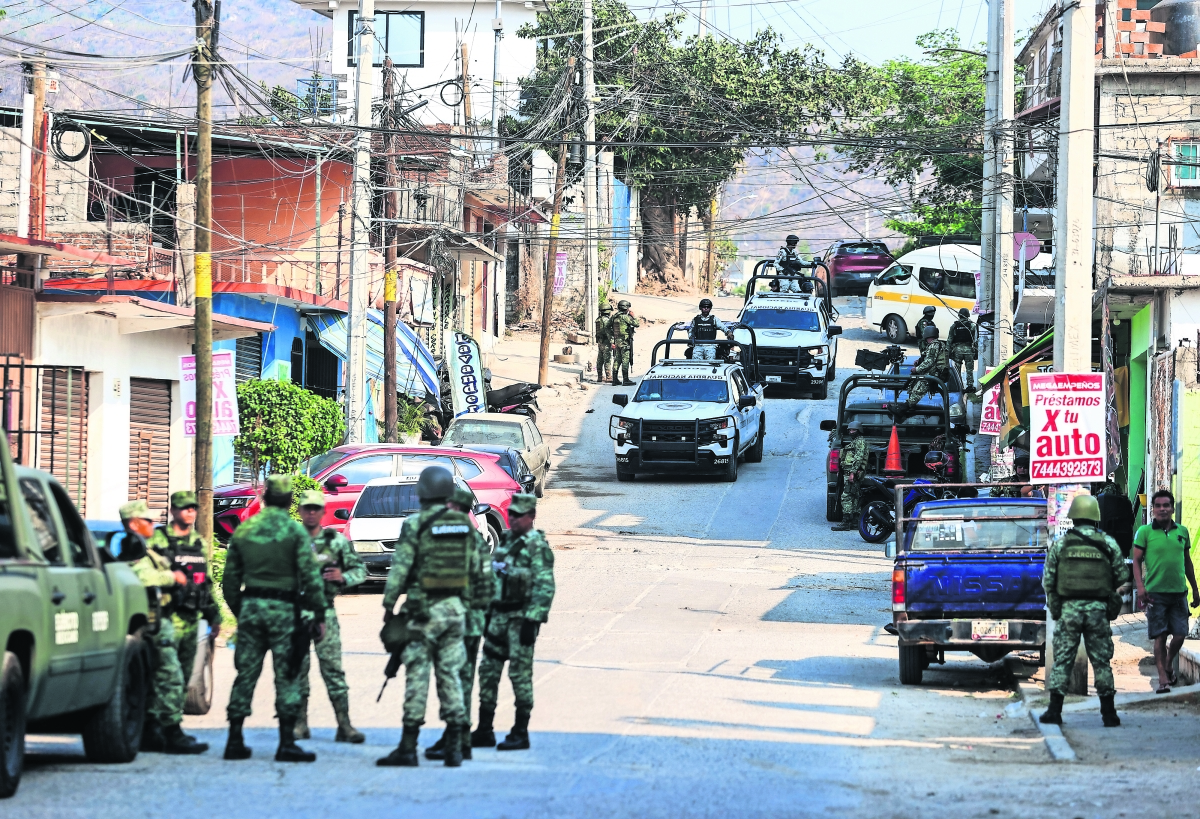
[213,445,519,544]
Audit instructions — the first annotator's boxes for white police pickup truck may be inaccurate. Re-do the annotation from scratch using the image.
[733,276,841,399]
[608,336,766,482]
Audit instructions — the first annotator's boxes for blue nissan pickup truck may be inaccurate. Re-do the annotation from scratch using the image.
[886,496,1050,684]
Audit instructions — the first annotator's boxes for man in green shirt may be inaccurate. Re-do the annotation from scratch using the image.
[1132,489,1200,693]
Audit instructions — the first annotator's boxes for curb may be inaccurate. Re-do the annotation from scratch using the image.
[1060,681,1200,712]
[1004,655,1077,763]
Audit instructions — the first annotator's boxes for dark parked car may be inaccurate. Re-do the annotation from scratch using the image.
[822,240,893,296]
[449,443,538,495]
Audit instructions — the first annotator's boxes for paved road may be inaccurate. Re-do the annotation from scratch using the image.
[12,299,1190,818]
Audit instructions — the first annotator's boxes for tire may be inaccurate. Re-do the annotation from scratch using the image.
[883,314,907,344]
[534,471,546,498]
[0,652,26,799]
[812,379,829,400]
[616,464,635,482]
[484,521,501,554]
[858,500,894,544]
[826,491,843,522]
[899,644,925,685]
[82,632,147,763]
[745,417,765,463]
[722,436,739,482]
[827,360,836,381]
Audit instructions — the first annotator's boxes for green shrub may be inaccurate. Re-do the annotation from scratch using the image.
[234,379,345,484]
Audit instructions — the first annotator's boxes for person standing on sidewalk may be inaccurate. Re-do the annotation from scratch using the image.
[1040,495,1130,728]
[1132,489,1200,693]
[595,304,614,384]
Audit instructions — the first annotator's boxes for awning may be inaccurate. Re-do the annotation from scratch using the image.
[309,309,440,407]
[37,294,273,340]
[978,328,1054,393]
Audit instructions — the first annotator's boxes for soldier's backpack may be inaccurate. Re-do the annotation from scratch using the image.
[416,508,473,591]
[1056,528,1115,600]
[950,321,974,345]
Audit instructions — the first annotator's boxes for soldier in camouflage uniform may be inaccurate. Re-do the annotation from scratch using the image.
[610,299,639,386]
[1040,495,1131,728]
[425,485,494,762]
[596,304,614,383]
[947,307,977,391]
[472,493,556,752]
[222,474,328,763]
[294,489,367,743]
[121,500,209,755]
[913,306,937,353]
[990,454,1031,498]
[377,468,492,768]
[147,490,220,713]
[831,421,869,532]
[900,325,948,412]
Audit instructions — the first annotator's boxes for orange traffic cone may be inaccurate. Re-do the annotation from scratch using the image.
[883,425,904,475]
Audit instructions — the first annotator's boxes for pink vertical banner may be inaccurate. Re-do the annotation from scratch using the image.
[552,251,568,295]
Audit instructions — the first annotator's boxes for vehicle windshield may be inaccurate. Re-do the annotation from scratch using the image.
[354,484,421,518]
[298,450,345,478]
[443,421,524,449]
[634,378,730,403]
[839,242,889,255]
[740,309,821,332]
[875,263,912,285]
[910,504,1049,551]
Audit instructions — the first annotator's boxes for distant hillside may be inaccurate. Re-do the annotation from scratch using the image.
[0,0,324,119]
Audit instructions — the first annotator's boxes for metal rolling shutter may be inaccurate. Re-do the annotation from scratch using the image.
[232,335,262,483]
[39,368,88,514]
[128,378,171,518]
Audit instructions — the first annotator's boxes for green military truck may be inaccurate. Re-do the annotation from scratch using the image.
[1,432,150,798]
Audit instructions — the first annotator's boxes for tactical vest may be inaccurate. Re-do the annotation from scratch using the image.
[497,535,534,607]
[778,248,803,273]
[950,321,974,345]
[157,529,209,612]
[693,314,718,341]
[417,510,472,591]
[1055,528,1115,600]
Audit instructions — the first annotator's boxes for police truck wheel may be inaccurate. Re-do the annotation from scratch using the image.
[616,464,635,482]
[0,652,26,798]
[883,315,907,344]
[82,632,147,763]
[812,379,829,400]
[898,645,925,685]
[745,418,765,463]
[721,437,739,482]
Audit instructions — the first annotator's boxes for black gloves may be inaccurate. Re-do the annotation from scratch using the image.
[519,619,540,647]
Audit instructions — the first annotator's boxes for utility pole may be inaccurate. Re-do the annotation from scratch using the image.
[193,0,217,547]
[698,0,708,37]
[347,0,376,443]
[980,0,999,370]
[28,61,46,241]
[538,58,574,387]
[583,0,598,353]
[992,0,1015,365]
[491,0,502,149]
[382,57,398,443]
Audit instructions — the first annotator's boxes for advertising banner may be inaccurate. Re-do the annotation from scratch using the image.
[1028,372,1105,484]
[181,351,239,437]
[449,332,487,418]
[978,383,1003,437]
[553,251,568,295]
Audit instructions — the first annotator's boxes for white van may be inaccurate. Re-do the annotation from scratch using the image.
[866,244,982,343]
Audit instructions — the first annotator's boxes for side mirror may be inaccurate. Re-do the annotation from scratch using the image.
[473,503,491,516]
[612,394,629,407]
[827,325,842,336]
[819,419,836,431]
[738,395,756,410]
[333,508,351,521]
[884,537,897,559]
[521,476,536,492]
[98,545,117,564]
[325,474,348,490]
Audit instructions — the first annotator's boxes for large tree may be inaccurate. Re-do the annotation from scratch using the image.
[513,0,873,291]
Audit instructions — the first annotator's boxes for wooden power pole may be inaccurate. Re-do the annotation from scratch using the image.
[193,0,217,546]
[538,58,574,387]
[382,57,399,443]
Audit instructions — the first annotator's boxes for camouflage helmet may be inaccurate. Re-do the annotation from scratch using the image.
[416,465,456,501]
[617,299,631,311]
[846,420,864,435]
[922,325,940,340]
[600,304,613,314]
[699,298,713,310]
[1067,494,1101,523]
[786,234,799,245]
[958,307,970,319]
[922,306,936,317]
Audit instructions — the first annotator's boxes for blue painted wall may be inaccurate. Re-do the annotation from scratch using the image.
[612,178,631,293]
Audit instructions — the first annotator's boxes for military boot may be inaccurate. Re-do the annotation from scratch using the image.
[423,732,448,760]
[163,723,209,755]
[223,718,252,760]
[471,707,496,748]
[1039,692,1064,725]
[1100,694,1121,727]
[461,722,473,760]
[275,718,317,763]
[443,724,464,767]
[333,697,365,744]
[294,697,311,740]
[141,720,166,753]
[496,709,531,751]
[830,519,857,532]
[377,725,420,767]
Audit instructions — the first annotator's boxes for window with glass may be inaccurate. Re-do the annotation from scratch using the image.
[909,504,1048,551]
[918,267,976,300]
[740,308,821,332]
[634,378,730,403]
[1175,142,1199,185]
[399,454,456,477]
[333,454,396,485]
[348,10,424,67]
[354,484,422,518]
[874,263,912,285]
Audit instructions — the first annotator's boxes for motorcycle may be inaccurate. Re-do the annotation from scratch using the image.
[856,451,960,544]
[487,381,541,422]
